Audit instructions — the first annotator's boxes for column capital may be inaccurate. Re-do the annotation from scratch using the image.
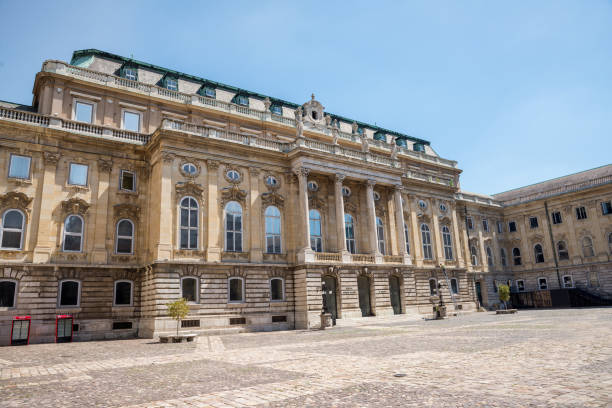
[335,173,346,184]
[207,159,220,170]
[98,158,113,173]
[292,166,310,178]
[162,152,176,163]
[43,151,61,166]
[393,184,404,193]
[366,179,377,188]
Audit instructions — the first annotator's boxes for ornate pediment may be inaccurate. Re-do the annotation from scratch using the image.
[261,191,284,209]
[0,191,33,213]
[176,181,204,201]
[375,205,386,217]
[221,185,247,206]
[308,195,327,210]
[114,203,140,221]
[61,197,90,215]
[344,201,357,214]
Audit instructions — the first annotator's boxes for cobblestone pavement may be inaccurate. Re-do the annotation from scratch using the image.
[1,308,611,407]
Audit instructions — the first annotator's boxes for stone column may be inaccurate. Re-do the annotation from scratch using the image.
[393,186,411,264]
[206,160,221,262]
[154,152,175,261]
[407,194,423,267]
[294,167,313,263]
[334,174,351,262]
[450,206,465,267]
[33,152,61,263]
[432,210,444,262]
[92,158,112,264]
[249,168,262,262]
[365,179,382,263]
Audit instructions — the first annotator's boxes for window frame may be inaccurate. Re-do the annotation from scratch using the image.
[500,248,507,267]
[497,221,503,234]
[345,213,356,254]
[119,169,136,192]
[1,209,25,250]
[115,219,135,255]
[224,201,243,253]
[0,279,18,308]
[602,201,612,216]
[551,211,562,225]
[482,219,489,232]
[58,279,81,308]
[264,205,282,254]
[470,245,478,266]
[72,98,96,124]
[537,277,548,290]
[508,221,517,232]
[226,170,241,182]
[8,154,32,180]
[557,241,569,260]
[62,214,84,253]
[516,279,525,292]
[164,76,179,91]
[269,277,285,302]
[534,244,545,263]
[421,223,433,260]
[512,247,522,266]
[428,278,437,296]
[181,276,199,303]
[179,196,199,250]
[68,162,89,186]
[403,223,410,255]
[582,236,595,257]
[309,209,323,253]
[529,217,539,229]
[562,275,574,289]
[466,216,474,230]
[486,246,494,267]
[376,216,385,255]
[113,279,134,307]
[122,66,138,81]
[576,206,587,220]
[121,109,142,133]
[228,277,245,303]
[450,278,459,294]
[441,225,453,261]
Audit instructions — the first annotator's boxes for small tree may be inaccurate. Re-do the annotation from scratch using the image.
[167,298,189,336]
[498,284,510,310]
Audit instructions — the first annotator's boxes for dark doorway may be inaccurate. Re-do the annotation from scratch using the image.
[475,281,483,305]
[389,276,402,315]
[357,275,372,317]
[322,276,338,321]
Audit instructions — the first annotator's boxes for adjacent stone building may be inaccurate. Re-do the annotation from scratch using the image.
[0,49,610,344]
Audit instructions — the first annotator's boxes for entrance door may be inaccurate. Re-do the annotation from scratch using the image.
[322,276,338,320]
[357,275,372,317]
[389,276,402,315]
[475,281,483,305]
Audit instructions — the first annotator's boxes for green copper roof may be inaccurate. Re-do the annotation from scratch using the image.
[70,49,430,146]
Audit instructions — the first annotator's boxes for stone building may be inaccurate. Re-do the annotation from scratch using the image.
[0,49,610,344]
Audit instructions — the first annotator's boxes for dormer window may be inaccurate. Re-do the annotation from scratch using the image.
[357,127,364,135]
[270,104,282,115]
[413,143,425,152]
[395,137,407,148]
[373,132,386,142]
[311,110,318,120]
[233,94,249,107]
[199,85,216,99]
[164,77,178,91]
[121,66,138,81]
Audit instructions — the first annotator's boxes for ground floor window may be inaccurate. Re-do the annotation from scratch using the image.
[516,280,525,292]
[114,280,133,306]
[450,278,458,294]
[0,280,17,308]
[181,277,198,303]
[428,278,437,296]
[228,277,244,302]
[270,277,284,301]
[59,280,80,307]
[538,277,548,290]
[562,275,574,288]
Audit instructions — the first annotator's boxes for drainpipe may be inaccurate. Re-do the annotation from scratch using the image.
[544,201,562,288]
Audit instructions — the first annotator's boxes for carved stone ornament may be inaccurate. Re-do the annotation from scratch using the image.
[162,152,176,163]
[223,167,243,184]
[308,195,327,210]
[344,200,357,214]
[207,159,220,170]
[301,94,325,125]
[178,159,201,178]
[0,191,33,213]
[221,184,247,206]
[61,197,90,215]
[43,151,61,165]
[261,191,285,209]
[176,181,204,201]
[114,203,140,221]
[98,158,113,173]
[375,206,386,217]
[293,167,310,179]
[263,97,271,110]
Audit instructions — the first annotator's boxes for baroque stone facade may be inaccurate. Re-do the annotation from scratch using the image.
[0,49,610,344]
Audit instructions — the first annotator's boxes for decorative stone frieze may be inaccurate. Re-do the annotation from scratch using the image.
[261,191,284,209]
[113,203,140,222]
[98,158,113,173]
[161,152,176,163]
[43,151,61,165]
[0,191,33,213]
[220,184,247,206]
[207,159,220,169]
[60,197,90,215]
[176,181,204,202]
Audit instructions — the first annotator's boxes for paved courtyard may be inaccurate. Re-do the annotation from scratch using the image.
[0,308,611,408]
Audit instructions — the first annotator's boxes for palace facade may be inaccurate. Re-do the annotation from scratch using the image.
[0,49,610,344]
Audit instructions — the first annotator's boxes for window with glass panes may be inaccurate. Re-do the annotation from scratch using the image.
[345,214,356,254]
[179,197,198,249]
[264,206,281,253]
[309,209,322,252]
[225,201,243,252]
[8,154,31,179]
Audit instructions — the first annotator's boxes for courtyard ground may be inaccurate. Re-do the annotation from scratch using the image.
[0,308,611,407]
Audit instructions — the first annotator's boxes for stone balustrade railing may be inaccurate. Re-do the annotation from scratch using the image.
[455,192,502,208]
[41,60,458,169]
[0,107,50,126]
[352,254,375,263]
[314,252,342,262]
[383,255,403,264]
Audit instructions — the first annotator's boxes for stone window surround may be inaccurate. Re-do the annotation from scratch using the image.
[537,277,548,290]
[1,209,26,251]
[62,214,85,253]
[269,277,285,302]
[8,153,32,180]
[113,279,134,307]
[180,276,199,304]
[58,279,81,308]
[227,276,245,303]
[0,278,18,309]
[115,218,135,255]
[72,97,98,124]
[119,169,137,192]
[562,275,574,288]
[515,279,525,292]
[121,108,142,133]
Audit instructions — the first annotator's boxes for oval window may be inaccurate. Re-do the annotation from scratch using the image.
[341,187,351,197]
[373,192,381,201]
[265,175,278,186]
[439,203,447,213]
[226,170,240,181]
[182,163,197,175]
[307,181,318,192]
[418,200,427,209]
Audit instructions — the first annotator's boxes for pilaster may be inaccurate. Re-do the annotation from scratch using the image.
[294,167,313,263]
[154,152,175,261]
[393,186,411,264]
[91,158,112,263]
[33,151,60,263]
[206,160,221,262]
[249,168,262,262]
[334,174,351,262]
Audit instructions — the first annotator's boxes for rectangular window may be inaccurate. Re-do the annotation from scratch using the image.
[122,111,141,132]
[551,211,562,224]
[270,278,284,301]
[114,281,132,306]
[0,281,17,308]
[482,219,489,232]
[450,278,458,294]
[123,67,137,81]
[516,280,525,292]
[529,217,539,229]
[497,221,503,234]
[601,201,612,215]
[508,221,517,232]
[74,101,94,123]
[68,163,88,186]
[229,278,244,302]
[165,78,178,91]
[8,154,31,179]
[576,206,587,220]
[120,170,135,192]
[538,278,548,290]
[112,322,133,330]
[562,275,573,288]
[59,280,80,307]
[181,278,198,303]
[466,217,473,230]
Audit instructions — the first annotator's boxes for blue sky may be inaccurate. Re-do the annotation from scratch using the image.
[1,1,610,195]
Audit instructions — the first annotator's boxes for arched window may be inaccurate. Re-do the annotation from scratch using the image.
[582,237,594,257]
[512,248,522,265]
[376,217,385,255]
[0,280,17,308]
[534,244,545,263]
[470,245,478,266]
[115,219,134,254]
[441,226,453,260]
[344,214,356,254]
[114,280,133,306]
[1,209,25,249]
[264,206,281,254]
[228,277,244,303]
[500,248,507,267]
[450,278,459,294]
[179,197,198,249]
[62,215,84,252]
[486,246,494,267]
[58,280,81,307]
[557,241,569,260]
[181,276,198,303]
[309,209,322,252]
[270,277,284,301]
[403,223,410,255]
[428,278,437,295]
[421,224,432,260]
[225,201,243,252]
